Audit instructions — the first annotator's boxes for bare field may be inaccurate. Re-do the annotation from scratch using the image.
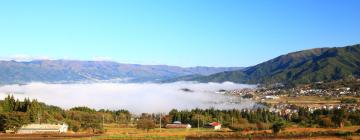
[1,125,359,140]
[92,124,360,140]
[262,96,360,106]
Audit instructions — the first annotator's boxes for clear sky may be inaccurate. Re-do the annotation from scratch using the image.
[0,0,359,67]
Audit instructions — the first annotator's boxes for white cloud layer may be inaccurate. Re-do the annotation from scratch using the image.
[0,54,52,62]
[0,82,256,114]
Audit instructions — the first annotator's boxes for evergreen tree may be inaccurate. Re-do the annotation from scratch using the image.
[27,99,42,123]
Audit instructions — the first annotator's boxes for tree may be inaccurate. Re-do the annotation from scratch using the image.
[27,99,42,123]
[136,114,155,132]
[81,113,102,133]
[272,121,286,135]
[116,110,131,126]
[0,112,29,132]
[332,109,346,128]
[70,106,96,113]
[65,119,81,132]
[319,116,333,128]
[136,118,155,132]
[2,95,16,112]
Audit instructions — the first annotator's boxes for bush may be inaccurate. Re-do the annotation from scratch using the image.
[340,98,357,104]
[243,94,254,99]
[65,120,81,132]
[136,118,155,132]
[0,112,29,132]
[256,122,270,130]
[272,121,286,135]
[319,117,333,128]
[229,123,257,131]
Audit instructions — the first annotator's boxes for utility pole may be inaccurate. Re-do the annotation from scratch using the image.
[115,116,118,127]
[102,114,105,129]
[197,115,200,132]
[37,111,41,124]
[159,113,162,132]
[231,117,234,126]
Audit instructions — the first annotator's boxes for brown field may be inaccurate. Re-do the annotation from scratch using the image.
[262,96,360,106]
[0,124,359,140]
[89,124,360,140]
[0,133,96,140]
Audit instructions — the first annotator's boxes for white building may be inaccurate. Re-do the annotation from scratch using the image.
[165,121,191,129]
[264,96,280,99]
[17,123,68,134]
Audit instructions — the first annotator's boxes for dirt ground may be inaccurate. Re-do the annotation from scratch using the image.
[0,125,359,140]
[0,133,96,140]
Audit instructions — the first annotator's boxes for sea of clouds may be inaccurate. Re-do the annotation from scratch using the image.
[0,82,257,114]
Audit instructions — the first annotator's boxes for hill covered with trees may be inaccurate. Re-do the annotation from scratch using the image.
[191,44,360,85]
[0,95,131,133]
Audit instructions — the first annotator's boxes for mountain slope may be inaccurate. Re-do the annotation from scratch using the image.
[192,44,360,84]
[0,60,242,84]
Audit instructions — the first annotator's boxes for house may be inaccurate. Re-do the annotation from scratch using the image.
[264,96,280,99]
[205,122,222,130]
[17,123,68,134]
[165,121,191,129]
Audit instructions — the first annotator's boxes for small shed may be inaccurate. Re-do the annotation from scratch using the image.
[205,122,222,130]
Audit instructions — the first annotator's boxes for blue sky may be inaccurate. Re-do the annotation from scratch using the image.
[0,0,359,67]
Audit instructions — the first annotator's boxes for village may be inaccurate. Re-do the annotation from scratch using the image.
[223,81,360,117]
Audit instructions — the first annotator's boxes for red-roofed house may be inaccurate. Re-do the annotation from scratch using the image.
[206,122,221,130]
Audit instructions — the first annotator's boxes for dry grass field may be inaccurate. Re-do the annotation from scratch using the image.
[0,124,358,139]
[261,96,360,107]
[86,124,360,140]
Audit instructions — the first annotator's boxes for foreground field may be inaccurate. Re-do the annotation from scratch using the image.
[0,124,359,140]
[91,124,360,140]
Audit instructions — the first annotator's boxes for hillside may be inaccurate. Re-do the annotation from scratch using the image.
[0,60,241,84]
[191,44,360,84]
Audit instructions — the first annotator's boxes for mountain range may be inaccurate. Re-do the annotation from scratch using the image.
[0,60,242,84]
[1,44,359,85]
[189,44,360,85]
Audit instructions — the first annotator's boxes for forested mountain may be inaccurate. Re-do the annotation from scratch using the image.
[0,60,241,84]
[191,44,360,84]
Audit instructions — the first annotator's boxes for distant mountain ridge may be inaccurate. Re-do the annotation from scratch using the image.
[0,60,242,84]
[189,44,360,84]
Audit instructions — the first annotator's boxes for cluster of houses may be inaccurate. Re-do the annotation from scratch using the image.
[292,87,357,97]
[225,84,359,98]
[220,85,360,118]
[267,102,360,117]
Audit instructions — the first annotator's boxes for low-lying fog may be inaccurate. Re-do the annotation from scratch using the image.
[0,82,257,114]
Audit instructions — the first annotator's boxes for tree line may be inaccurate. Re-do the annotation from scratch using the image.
[0,95,131,133]
[1,95,360,134]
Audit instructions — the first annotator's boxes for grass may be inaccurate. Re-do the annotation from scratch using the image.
[88,124,222,140]
[3,124,359,140]
[81,124,360,140]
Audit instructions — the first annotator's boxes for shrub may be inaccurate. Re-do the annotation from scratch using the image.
[136,118,155,132]
[319,117,333,128]
[272,121,286,135]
